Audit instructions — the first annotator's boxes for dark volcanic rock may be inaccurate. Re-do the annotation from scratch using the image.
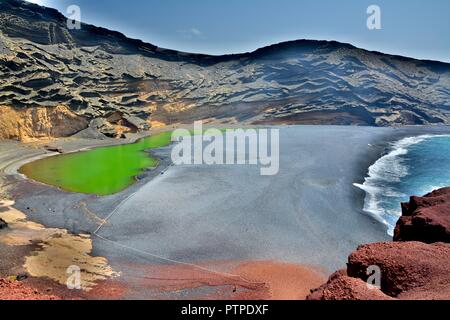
[395,187,450,243]
[44,146,64,154]
[0,218,7,230]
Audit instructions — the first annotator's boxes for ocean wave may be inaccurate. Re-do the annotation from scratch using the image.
[354,134,450,236]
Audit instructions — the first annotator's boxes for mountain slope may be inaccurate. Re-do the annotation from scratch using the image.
[1,0,450,139]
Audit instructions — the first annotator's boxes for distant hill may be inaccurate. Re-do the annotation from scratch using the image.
[1,0,450,139]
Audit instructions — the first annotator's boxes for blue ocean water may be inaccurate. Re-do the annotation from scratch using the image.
[355,135,450,235]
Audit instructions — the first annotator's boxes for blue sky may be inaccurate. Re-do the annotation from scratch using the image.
[27,0,450,62]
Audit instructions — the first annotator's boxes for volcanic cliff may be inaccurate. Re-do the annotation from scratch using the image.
[1,0,450,140]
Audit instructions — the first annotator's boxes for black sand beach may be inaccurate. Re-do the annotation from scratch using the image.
[2,125,450,299]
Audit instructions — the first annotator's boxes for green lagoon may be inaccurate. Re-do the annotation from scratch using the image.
[19,132,173,196]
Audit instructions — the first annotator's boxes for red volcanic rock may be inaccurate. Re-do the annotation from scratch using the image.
[0,279,60,300]
[308,242,450,300]
[395,187,450,243]
[307,270,393,300]
[347,242,450,298]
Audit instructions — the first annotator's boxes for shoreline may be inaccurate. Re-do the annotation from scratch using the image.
[1,124,450,300]
[352,126,450,235]
[4,122,261,195]
[89,126,395,286]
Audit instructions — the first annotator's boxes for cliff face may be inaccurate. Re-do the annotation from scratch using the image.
[308,188,450,300]
[1,0,450,139]
[395,187,450,243]
[0,105,88,141]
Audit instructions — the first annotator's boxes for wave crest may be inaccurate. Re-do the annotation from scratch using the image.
[354,134,450,236]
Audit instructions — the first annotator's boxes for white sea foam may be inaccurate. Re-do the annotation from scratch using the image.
[354,134,450,235]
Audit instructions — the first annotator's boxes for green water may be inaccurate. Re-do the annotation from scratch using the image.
[19,132,173,196]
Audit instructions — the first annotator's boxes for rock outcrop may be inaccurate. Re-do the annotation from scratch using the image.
[0,218,7,229]
[395,187,450,243]
[308,187,450,300]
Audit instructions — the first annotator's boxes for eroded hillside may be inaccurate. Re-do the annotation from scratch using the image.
[1,0,450,140]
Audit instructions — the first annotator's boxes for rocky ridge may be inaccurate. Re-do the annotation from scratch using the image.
[1,0,450,140]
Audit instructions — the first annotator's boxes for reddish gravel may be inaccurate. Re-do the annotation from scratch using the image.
[307,270,393,300]
[0,279,60,300]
